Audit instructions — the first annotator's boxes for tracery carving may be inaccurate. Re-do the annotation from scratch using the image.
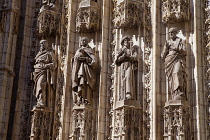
[162,0,190,23]
[115,36,138,100]
[70,108,93,140]
[114,107,141,139]
[37,10,60,37]
[163,101,191,139]
[30,108,53,139]
[112,0,143,29]
[76,0,100,33]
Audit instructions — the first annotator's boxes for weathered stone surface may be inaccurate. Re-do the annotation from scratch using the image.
[0,0,209,140]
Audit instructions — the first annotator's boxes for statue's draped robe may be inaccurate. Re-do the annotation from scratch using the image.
[71,46,96,104]
[33,50,55,106]
[115,47,138,100]
[161,37,186,98]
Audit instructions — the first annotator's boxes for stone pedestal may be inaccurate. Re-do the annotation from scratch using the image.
[163,100,191,140]
[30,107,53,140]
[113,100,142,140]
[70,105,93,140]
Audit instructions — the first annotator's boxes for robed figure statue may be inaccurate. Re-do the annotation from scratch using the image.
[33,40,57,108]
[161,27,187,101]
[115,36,138,100]
[71,37,97,105]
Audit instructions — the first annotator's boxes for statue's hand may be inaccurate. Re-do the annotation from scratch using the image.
[85,57,92,63]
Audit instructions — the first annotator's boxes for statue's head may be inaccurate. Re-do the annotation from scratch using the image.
[80,37,89,47]
[40,40,48,51]
[121,36,131,48]
[169,27,178,39]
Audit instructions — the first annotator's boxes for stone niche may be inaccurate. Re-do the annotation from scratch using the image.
[113,0,143,29]
[76,0,100,33]
[162,0,190,23]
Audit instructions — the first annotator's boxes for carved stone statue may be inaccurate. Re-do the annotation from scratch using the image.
[33,40,57,108]
[161,27,187,101]
[40,0,58,12]
[115,36,138,100]
[71,37,96,105]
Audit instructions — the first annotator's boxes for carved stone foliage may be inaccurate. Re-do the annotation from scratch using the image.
[112,0,143,29]
[162,0,190,23]
[108,27,117,139]
[143,0,152,139]
[114,107,141,139]
[76,0,100,33]
[30,108,52,140]
[70,107,93,140]
[163,101,191,140]
[204,0,210,137]
[37,10,60,37]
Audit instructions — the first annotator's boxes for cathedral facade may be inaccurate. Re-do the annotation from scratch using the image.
[0,0,209,140]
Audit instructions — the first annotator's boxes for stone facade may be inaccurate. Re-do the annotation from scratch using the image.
[0,0,209,140]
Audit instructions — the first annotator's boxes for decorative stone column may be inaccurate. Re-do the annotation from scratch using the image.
[163,100,191,140]
[30,107,53,140]
[113,100,142,140]
[70,105,93,140]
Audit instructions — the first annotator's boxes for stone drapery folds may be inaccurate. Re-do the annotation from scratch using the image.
[71,37,97,106]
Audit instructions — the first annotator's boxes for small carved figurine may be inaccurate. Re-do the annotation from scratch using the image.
[115,36,138,100]
[71,37,96,105]
[40,0,58,12]
[161,27,187,101]
[33,40,57,108]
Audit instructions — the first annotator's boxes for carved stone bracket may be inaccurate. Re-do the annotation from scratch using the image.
[37,10,60,37]
[113,100,142,140]
[162,0,190,23]
[76,0,100,33]
[70,105,93,140]
[30,107,53,140]
[112,0,143,29]
[163,100,191,140]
